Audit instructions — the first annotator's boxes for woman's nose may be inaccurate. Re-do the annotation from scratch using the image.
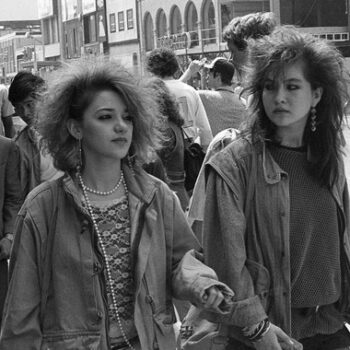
[114,118,126,132]
[275,86,286,103]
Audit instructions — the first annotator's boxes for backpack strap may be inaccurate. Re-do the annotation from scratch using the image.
[39,180,60,326]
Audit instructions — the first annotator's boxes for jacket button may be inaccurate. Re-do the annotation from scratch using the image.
[97,311,103,319]
[93,263,100,273]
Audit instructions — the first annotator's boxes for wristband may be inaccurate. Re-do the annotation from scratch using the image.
[242,318,271,343]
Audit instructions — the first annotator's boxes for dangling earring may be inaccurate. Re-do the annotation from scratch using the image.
[127,153,135,176]
[310,107,317,132]
[77,138,83,172]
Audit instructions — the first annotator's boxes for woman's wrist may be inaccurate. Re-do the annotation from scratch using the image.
[242,318,271,343]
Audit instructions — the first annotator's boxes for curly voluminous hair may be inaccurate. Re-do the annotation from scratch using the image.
[244,25,350,188]
[146,47,180,78]
[143,77,184,128]
[223,12,276,51]
[37,59,162,173]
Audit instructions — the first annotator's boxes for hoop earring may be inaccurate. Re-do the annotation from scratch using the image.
[310,107,317,132]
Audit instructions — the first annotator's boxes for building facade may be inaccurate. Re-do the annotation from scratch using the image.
[1,0,350,80]
[106,0,140,75]
[139,0,350,74]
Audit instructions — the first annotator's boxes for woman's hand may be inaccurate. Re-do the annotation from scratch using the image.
[254,324,302,350]
[200,285,226,314]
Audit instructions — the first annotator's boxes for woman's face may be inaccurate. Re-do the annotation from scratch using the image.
[76,89,133,164]
[227,41,247,70]
[262,60,322,136]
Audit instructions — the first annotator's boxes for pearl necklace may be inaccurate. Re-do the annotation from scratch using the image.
[78,171,135,350]
[82,172,124,196]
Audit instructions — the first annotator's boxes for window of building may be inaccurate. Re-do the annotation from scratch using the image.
[144,12,154,51]
[156,9,167,38]
[110,13,116,32]
[118,11,125,31]
[170,6,182,34]
[83,13,97,43]
[280,0,346,27]
[127,9,134,29]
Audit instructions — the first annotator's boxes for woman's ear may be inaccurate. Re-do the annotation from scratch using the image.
[312,87,323,107]
[66,119,82,140]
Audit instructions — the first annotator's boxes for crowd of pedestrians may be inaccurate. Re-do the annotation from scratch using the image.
[0,11,349,350]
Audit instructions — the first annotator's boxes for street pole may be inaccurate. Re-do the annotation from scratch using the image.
[33,38,38,74]
[136,0,144,76]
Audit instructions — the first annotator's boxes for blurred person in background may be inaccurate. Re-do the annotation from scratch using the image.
[146,47,213,152]
[181,57,246,136]
[0,84,14,138]
[8,71,63,196]
[223,12,276,91]
[143,77,189,211]
[187,11,277,239]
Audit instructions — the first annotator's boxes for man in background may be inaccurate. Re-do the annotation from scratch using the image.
[8,71,63,195]
[184,57,247,136]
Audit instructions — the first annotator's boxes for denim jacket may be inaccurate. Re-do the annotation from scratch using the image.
[0,163,230,350]
[202,135,350,339]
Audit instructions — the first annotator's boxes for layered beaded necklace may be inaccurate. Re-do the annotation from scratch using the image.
[78,170,135,350]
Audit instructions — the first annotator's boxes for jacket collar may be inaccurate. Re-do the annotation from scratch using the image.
[62,160,157,209]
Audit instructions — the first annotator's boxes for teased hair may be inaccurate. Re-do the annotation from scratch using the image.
[142,77,184,128]
[244,25,350,187]
[223,12,276,51]
[37,58,162,173]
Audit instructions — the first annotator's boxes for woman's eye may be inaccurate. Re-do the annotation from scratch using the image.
[123,115,133,122]
[264,83,274,91]
[98,114,111,120]
[287,85,299,90]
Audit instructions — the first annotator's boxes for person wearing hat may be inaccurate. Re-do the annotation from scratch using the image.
[181,57,246,136]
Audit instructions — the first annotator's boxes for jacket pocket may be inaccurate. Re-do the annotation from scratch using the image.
[245,259,271,311]
[152,307,177,349]
[41,332,101,350]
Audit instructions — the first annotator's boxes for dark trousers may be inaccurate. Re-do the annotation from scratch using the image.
[300,327,350,350]
[225,327,350,350]
[0,259,9,325]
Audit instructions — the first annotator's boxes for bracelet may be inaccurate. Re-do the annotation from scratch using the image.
[242,318,271,343]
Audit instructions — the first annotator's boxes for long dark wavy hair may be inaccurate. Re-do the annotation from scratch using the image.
[37,59,162,173]
[243,26,350,188]
[143,77,184,128]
